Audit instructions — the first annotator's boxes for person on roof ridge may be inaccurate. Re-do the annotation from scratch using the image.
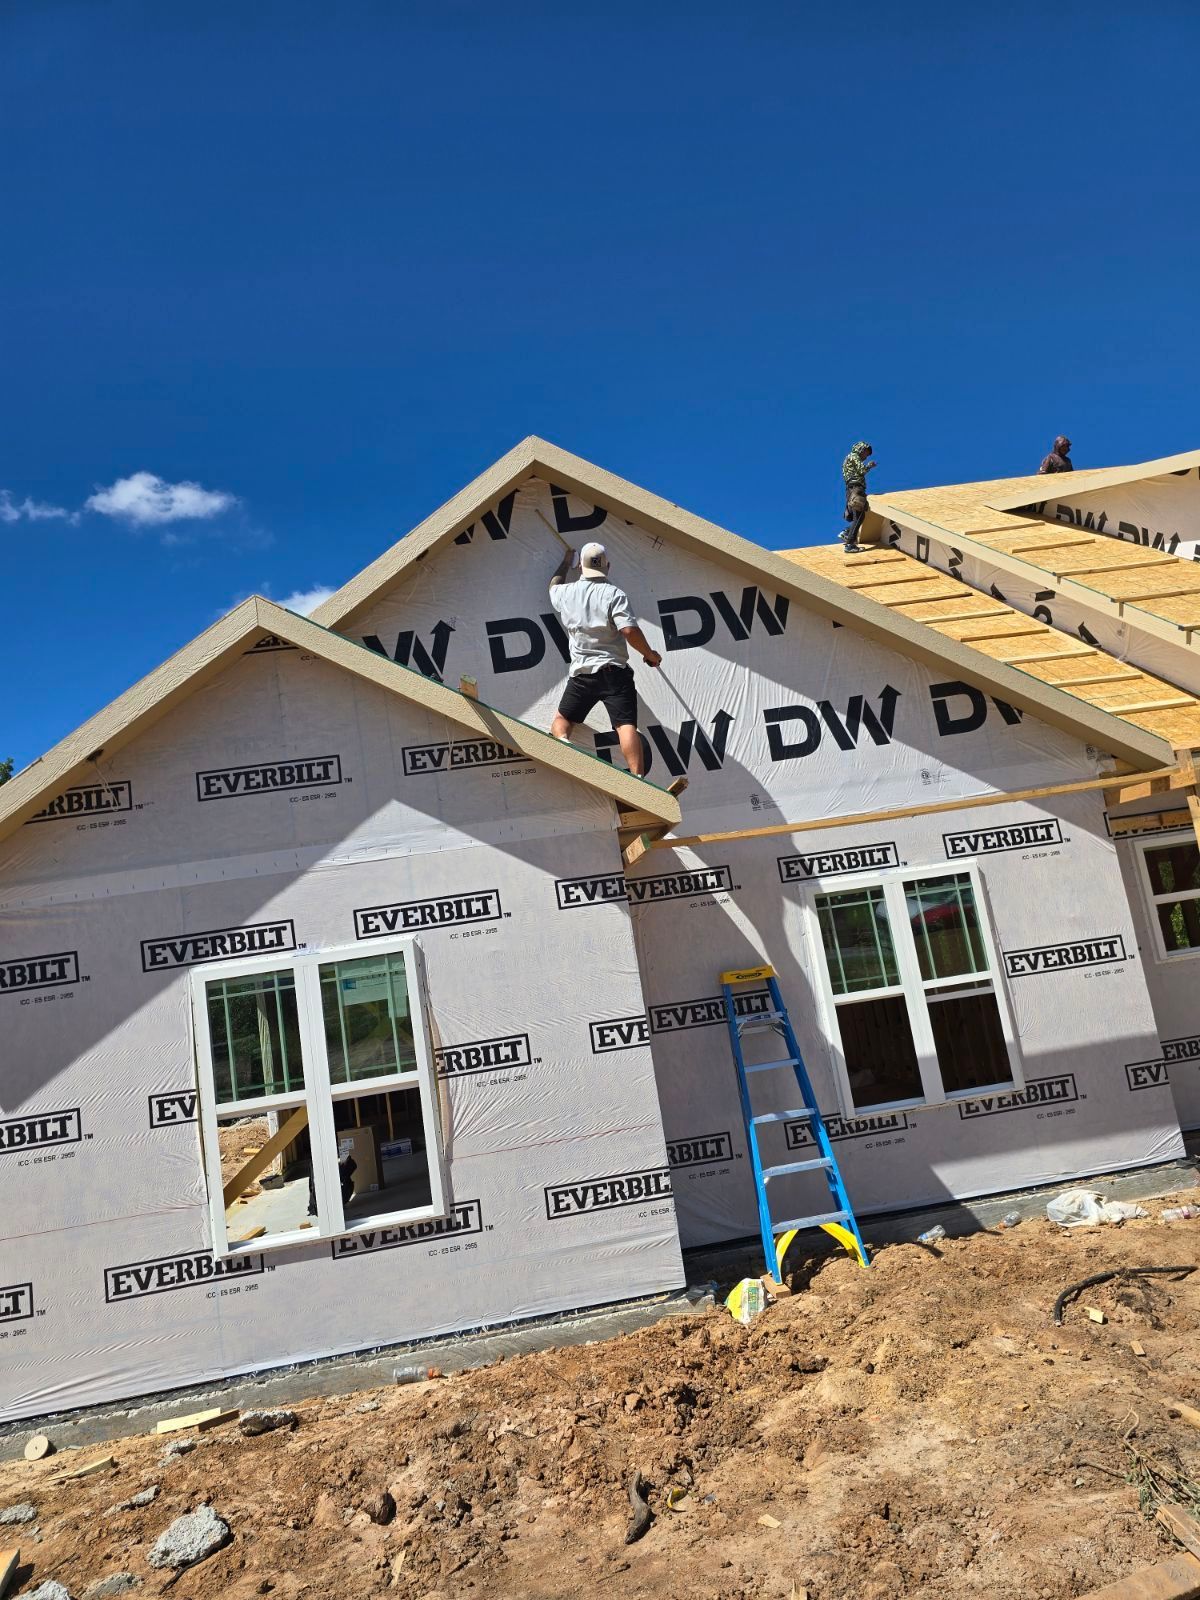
[547,540,661,777]
[1038,435,1073,474]
[841,441,876,554]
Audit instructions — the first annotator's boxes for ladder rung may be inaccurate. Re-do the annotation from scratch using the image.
[761,1159,832,1180]
[772,1210,850,1233]
[752,1109,812,1125]
[744,1057,800,1074]
[737,1011,785,1030]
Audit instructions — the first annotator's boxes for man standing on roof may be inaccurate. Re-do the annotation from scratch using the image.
[1039,435,1073,474]
[548,541,661,777]
[841,441,876,553]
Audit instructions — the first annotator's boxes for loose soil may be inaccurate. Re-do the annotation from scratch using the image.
[7,1199,1200,1599]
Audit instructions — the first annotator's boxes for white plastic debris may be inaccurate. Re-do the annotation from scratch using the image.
[1046,1190,1149,1227]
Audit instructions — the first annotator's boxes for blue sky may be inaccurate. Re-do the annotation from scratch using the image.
[3,1,1198,771]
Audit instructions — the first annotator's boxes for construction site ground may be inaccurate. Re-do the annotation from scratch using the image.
[8,1185,1200,1599]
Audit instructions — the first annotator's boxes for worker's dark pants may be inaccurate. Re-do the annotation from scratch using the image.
[844,487,868,545]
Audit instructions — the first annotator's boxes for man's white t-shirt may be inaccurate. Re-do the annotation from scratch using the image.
[547,576,637,678]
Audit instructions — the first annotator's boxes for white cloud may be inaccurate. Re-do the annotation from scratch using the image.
[275,585,335,616]
[221,583,336,622]
[0,490,76,524]
[85,471,237,527]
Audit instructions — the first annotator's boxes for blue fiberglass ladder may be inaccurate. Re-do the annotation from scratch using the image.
[720,964,870,1278]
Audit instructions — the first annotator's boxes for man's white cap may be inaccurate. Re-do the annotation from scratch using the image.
[579,541,609,579]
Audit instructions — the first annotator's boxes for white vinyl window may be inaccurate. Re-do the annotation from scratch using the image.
[1135,833,1200,961]
[190,935,447,1257]
[801,863,1022,1115]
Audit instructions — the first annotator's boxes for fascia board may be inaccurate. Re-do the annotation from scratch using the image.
[253,601,681,824]
[0,596,680,851]
[880,504,1198,664]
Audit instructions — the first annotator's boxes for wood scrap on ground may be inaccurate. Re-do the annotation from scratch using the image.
[1158,1504,1200,1563]
[1077,1552,1200,1599]
[155,1408,238,1435]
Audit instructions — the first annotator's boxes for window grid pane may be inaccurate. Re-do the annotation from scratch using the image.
[1146,842,1200,898]
[1158,897,1200,953]
[816,886,900,995]
[208,970,304,1106]
[904,873,988,984]
[320,953,416,1085]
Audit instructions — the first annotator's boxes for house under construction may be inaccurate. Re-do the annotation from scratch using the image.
[2,438,1198,1422]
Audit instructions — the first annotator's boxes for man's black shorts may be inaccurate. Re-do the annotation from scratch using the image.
[558,664,638,729]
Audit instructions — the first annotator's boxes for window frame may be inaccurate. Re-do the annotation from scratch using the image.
[190,934,447,1258]
[799,860,1023,1117]
[1133,830,1200,964]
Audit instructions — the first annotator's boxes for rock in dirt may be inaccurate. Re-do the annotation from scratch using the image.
[0,1502,38,1524]
[27,1582,73,1600]
[84,1575,141,1598]
[161,1440,196,1461]
[114,1486,158,1511]
[361,1490,396,1526]
[146,1505,232,1570]
[238,1409,297,1437]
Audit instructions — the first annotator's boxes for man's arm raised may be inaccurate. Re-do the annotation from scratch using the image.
[548,548,575,590]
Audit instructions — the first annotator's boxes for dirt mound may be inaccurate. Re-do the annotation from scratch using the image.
[6,1204,1200,1598]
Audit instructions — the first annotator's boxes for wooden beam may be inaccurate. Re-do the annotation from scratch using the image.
[1005,536,1095,553]
[615,809,663,831]
[648,765,1183,851]
[1158,1505,1200,1564]
[1106,776,1171,806]
[1052,670,1144,688]
[1107,810,1191,836]
[1076,1551,1200,1599]
[1189,792,1200,855]
[1053,557,1178,579]
[1107,766,1198,805]
[1121,585,1200,608]
[892,605,1015,622]
[222,1105,309,1209]
[1107,697,1195,715]
[622,825,674,868]
[1004,647,1095,664]
[944,625,1046,644]
[841,571,940,591]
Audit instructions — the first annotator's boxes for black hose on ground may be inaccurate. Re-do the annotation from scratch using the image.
[625,1470,652,1544]
[1053,1265,1195,1326]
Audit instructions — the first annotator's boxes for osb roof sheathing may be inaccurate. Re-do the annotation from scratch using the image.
[780,544,1200,753]
[870,449,1200,637]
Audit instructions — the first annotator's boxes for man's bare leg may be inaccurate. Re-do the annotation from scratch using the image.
[615,722,645,777]
[551,713,573,742]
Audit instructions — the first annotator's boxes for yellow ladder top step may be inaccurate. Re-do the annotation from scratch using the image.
[721,964,776,984]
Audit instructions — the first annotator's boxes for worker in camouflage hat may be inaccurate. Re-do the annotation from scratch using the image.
[841,441,876,553]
